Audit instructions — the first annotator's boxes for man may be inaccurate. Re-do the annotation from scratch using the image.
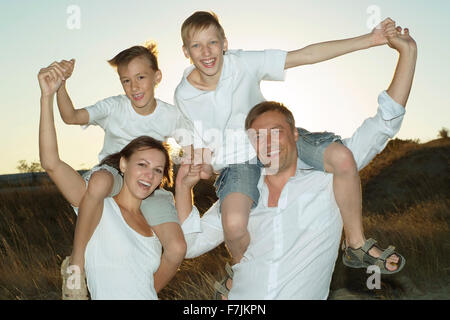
[175,21,417,299]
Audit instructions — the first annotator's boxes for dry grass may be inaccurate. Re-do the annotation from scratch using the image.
[0,138,449,300]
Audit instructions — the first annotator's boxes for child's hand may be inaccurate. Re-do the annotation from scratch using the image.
[59,59,76,83]
[38,62,66,96]
[370,17,395,46]
[200,163,213,180]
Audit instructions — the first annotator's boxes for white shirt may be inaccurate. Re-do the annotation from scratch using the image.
[84,95,178,162]
[181,91,406,299]
[80,197,162,300]
[174,49,287,170]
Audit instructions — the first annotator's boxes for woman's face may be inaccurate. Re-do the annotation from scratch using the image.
[120,148,166,199]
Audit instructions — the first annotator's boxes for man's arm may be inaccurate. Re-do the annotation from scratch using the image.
[55,59,90,125]
[343,24,417,170]
[385,25,417,107]
[285,18,394,69]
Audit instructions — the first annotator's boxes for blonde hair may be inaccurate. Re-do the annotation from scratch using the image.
[181,11,226,46]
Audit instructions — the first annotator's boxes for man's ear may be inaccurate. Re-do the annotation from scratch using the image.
[293,127,299,142]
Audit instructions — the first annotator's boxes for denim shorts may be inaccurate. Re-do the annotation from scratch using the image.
[296,127,342,171]
[82,164,179,226]
[214,127,341,208]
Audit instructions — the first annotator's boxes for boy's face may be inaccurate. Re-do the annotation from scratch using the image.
[182,25,228,81]
[118,56,161,114]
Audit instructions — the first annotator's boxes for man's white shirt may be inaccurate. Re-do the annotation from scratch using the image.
[181,91,406,299]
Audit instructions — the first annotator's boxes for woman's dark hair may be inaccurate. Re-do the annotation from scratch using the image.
[100,136,173,188]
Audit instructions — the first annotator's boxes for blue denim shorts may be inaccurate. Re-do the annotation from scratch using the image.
[214,127,341,208]
[296,127,342,171]
[214,161,261,209]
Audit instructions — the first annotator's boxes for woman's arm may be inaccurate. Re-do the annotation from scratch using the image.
[38,64,86,207]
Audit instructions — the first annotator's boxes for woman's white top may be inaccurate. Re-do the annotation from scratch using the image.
[78,197,162,300]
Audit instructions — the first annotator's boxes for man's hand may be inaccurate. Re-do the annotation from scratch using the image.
[385,23,417,54]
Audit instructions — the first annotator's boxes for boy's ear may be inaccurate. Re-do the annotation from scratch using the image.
[182,45,190,59]
[154,70,162,86]
[223,38,228,52]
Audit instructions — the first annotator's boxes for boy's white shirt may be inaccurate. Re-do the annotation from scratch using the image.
[174,49,287,170]
[181,91,406,299]
[83,95,178,162]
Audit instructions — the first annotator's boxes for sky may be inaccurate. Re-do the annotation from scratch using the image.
[0,0,449,174]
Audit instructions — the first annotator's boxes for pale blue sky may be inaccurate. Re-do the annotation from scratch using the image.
[0,0,449,174]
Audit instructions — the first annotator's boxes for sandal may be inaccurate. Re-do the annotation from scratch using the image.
[213,262,234,300]
[342,238,406,274]
[61,256,89,300]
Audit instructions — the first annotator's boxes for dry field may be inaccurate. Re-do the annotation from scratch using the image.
[0,138,449,300]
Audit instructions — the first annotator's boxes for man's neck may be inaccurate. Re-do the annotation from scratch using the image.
[264,161,297,207]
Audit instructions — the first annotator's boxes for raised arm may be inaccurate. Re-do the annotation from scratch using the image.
[385,24,417,107]
[38,63,86,207]
[285,18,394,69]
[343,24,417,170]
[55,59,90,125]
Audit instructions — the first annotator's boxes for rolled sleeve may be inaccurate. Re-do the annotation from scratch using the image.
[182,201,224,258]
[343,91,406,171]
[181,206,202,235]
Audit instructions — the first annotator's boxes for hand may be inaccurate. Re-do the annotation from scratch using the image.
[176,163,201,189]
[58,59,76,84]
[200,163,213,180]
[38,62,66,96]
[385,24,417,54]
[370,17,395,46]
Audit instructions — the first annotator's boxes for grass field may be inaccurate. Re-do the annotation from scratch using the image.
[0,138,449,300]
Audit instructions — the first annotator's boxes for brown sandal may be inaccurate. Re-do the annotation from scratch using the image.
[213,263,234,300]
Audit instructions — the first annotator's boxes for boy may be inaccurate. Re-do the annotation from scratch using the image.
[174,12,402,278]
[54,43,186,299]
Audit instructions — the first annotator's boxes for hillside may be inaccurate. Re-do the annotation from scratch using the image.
[0,138,448,299]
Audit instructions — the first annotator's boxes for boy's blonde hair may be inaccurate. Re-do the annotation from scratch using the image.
[181,11,226,46]
[108,41,159,71]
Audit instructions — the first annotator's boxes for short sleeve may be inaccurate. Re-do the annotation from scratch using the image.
[84,96,118,129]
[237,49,287,82]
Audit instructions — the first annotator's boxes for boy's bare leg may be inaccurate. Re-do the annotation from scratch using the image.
[69,170,114,272]
[323,142,399,271]
[151,222,187,292]
[221,193,253,265]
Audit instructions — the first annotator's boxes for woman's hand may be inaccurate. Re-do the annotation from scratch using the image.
[176,163,201,189]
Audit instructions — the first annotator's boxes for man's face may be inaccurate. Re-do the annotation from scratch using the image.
[248,111,298,175]
[182,25,228,81]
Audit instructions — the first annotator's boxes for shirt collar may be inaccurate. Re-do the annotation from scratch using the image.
[177,52,234,101]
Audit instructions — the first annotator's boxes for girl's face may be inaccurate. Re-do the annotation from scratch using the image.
[120,148,166,199]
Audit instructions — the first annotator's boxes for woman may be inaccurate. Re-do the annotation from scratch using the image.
[38,63,199,299]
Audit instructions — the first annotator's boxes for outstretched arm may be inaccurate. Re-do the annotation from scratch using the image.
[38,63,86,207]
[285,18,394,69]
[384,23,417,107]
[55,59,90,125]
